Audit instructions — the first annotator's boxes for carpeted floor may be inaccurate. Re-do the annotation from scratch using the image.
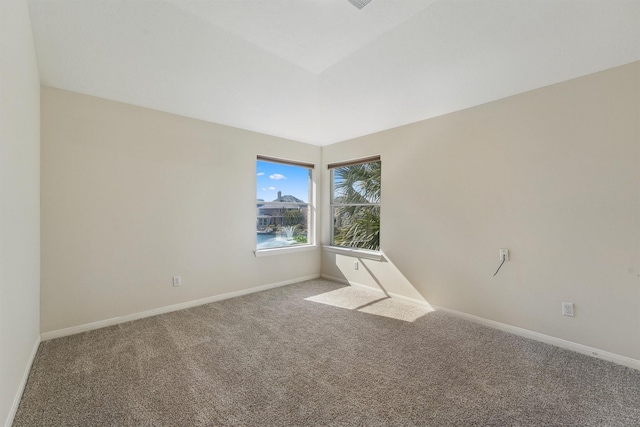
[13,279,640,426]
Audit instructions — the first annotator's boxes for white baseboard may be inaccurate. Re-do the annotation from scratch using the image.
[432,305,640,371]
[5,336,40,427]
[41,274,320,341]
[320,274,640,371]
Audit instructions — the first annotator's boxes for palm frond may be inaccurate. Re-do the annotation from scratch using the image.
[332,161,381,250]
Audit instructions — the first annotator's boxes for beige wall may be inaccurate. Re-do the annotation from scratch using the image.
[39,62,640,362]
[322,62,640,360]
[0,0,41,425]
[40,88,321,333]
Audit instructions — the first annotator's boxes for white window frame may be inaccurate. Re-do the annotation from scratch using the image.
[328,156,381,256]
[254,156,317,257]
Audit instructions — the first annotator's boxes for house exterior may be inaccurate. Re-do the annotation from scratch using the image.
[257,191,308,232]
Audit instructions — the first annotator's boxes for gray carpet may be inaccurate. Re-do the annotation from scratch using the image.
[13,279,640,426]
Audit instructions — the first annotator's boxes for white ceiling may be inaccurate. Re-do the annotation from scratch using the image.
[28,0,640,146]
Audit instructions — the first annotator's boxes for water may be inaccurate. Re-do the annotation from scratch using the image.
[256,233,299,249]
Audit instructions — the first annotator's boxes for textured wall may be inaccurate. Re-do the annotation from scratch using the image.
[40,88,321,333]
[0,0,41,425]
[321,62,640,360]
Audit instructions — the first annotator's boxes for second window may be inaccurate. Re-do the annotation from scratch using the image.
[329,156,381,251]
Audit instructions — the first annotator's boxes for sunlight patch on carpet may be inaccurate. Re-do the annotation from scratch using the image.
[305,286,433,322]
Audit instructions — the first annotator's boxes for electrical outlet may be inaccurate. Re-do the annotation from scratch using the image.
[173,276,181,287]
[499,249,509,261]
[562,302,574,317]
[354,261,359,270]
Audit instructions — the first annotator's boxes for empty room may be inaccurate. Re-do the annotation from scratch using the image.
[2,0,640,426]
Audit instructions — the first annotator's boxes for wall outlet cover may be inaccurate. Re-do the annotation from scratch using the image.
[562,302,574,317]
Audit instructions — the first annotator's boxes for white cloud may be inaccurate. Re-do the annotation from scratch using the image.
[268,186,276,190]
[257,172,264,176]
[269,173,286,180]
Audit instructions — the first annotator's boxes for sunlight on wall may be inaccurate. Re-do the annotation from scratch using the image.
[326,252,431,303]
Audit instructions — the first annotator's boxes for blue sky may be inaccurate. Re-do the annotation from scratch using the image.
[256,160,310,203]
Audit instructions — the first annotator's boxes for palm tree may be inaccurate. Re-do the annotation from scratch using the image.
[332,161,381,250]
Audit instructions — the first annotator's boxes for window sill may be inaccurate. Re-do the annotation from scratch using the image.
[322,245,384,261]
[254,244,319,257]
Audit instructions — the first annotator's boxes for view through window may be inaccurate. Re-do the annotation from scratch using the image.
[330,157,381,251]
[256,157,312,250]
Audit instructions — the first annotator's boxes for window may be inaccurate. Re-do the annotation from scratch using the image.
[329,156,381,251]
[256,156,313,250]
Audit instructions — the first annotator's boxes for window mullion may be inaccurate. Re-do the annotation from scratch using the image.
[331,203,379,207]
